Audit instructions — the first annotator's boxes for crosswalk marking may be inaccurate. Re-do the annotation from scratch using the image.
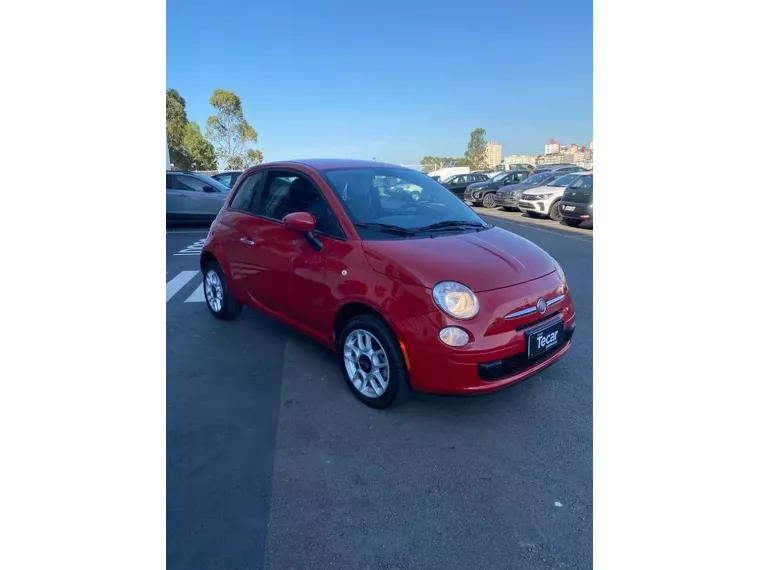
[185,283,205,303]
[174,239,206,256]
[167,271,199,302]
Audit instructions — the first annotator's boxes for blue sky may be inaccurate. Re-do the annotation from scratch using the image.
[167,0,592,164]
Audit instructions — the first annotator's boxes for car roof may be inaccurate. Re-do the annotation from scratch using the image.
[279,158,402,171]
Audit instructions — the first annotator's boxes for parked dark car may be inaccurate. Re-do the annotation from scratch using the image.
[559,173,593,227]
[464,170,530,208]
[440,172,491,199]
[211,170,244,188]
[493,171,562,210]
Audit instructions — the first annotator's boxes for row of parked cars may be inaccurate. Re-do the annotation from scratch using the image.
[437,164,593,228]
[167,164,592,228]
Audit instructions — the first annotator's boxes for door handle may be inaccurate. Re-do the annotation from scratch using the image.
[240,237,255,246]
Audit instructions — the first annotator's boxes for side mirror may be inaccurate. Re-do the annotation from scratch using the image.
[283,211,316,233]
[283,212,322,251]
[202,185,216,193]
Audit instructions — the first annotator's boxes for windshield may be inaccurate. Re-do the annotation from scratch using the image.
[194,174,229,192]
[569,175,593,189]
[322,167,487,239]
[548,173,581,187]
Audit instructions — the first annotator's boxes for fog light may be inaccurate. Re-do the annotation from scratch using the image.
[439,326,469,347]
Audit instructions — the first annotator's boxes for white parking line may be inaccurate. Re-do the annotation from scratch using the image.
[185,283,205,303]
[174,239,205,256]
[166,271,199,302]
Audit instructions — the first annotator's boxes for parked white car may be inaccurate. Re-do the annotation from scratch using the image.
[517,171,590,221]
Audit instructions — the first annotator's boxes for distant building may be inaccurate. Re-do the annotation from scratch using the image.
[486,141,502,168]
[503,154,538,166]
[544,138,561,155]
[589,141,593,151]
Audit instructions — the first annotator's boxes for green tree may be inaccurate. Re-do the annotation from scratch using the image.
[183,121,217,170]
[464,128,488,170]
[206,89,261,169]
[166,89,190,168]
[420,156,466,169]
[245,148,263,166]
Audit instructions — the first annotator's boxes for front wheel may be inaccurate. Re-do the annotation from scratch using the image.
[338,314,410,409]
[482,193,497,209]
[202,261,242,320]
[549,201,563,221]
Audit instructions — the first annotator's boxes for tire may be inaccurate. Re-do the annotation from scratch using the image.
[202,261,242,320]
[482,193,497,209]
[562,218,583,227]
[549,200,563,221]
[338,313,410,409]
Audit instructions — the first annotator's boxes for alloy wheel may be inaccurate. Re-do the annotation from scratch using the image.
[343,329,390,398]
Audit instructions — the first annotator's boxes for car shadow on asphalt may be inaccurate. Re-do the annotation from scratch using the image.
[276,320,563,422]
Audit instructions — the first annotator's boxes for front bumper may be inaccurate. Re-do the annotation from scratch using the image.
[464,187,483,204]
[393,274,576,395]
[494,191,521,208]
[518,198,549,215]
[560,201,592,221]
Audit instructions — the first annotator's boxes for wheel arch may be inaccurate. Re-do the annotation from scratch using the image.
[333,302,394,348]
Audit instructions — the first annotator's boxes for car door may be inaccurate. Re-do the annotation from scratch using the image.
[166,173,189,219]
[240,168,343,335]
[174,174,226,218]
[448,175,469,197]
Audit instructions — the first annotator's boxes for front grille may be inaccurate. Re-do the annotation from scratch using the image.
[522,195,540,201]
[563,190,592,204]
[478,326,575,381]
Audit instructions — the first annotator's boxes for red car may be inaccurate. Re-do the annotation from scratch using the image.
[200,159,576,408]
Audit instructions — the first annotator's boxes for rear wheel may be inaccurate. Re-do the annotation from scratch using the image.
[482,193,497,209]
[202,261,242,320]
[562,218,583,227]
[338,314,410,409]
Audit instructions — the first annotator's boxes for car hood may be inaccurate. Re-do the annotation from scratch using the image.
[468,180,495,190]
[496,181,535,194]
[522,184,562,196]
[361,226,556,292]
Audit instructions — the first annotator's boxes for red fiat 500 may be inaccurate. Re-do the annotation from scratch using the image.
[200,159,576,408]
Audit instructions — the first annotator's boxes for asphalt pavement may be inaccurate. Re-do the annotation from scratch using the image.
[166,216,593,570]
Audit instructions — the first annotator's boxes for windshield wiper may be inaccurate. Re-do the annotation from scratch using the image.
[412,220,489,232]
[354,222,417,236]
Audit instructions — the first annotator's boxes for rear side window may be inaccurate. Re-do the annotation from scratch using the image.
[175,175,206,192]
[229,171,265,210]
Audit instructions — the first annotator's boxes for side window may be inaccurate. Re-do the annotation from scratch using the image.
[229,171,265,211]
[516,172,528,182]
[251,171,344,238]
[175,175,206,192]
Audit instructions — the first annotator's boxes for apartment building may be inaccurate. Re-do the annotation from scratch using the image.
[486,141,502,169]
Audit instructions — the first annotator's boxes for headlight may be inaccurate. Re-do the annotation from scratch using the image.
[552,259,566,284]
[432,281,479,320]
[535,194,552,200]
[473,191,482,198]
